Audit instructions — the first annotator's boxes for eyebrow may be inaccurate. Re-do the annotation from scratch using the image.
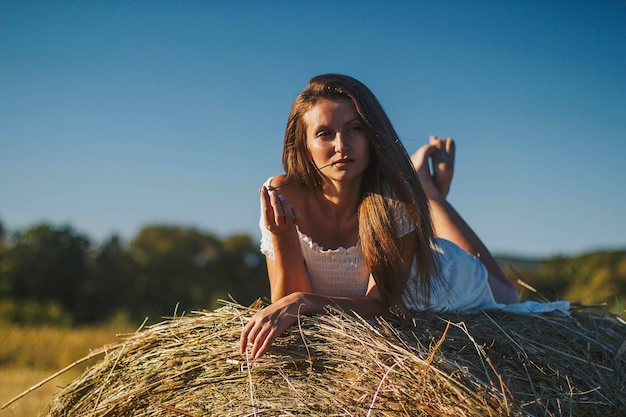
[311,116,362,129]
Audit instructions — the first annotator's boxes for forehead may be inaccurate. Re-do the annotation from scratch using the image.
[303,98,358,128]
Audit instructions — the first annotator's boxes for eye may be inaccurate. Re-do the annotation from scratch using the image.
[316,130,333,139]
[348,124,362,132]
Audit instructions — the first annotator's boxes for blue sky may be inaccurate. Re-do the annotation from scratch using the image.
[1,0,625,258]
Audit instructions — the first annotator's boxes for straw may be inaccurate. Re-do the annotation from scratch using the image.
[22,300,626,416]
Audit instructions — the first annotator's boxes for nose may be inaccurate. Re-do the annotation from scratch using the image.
[334,133,348,153]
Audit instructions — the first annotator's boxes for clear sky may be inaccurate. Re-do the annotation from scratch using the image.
[1,0,625,258]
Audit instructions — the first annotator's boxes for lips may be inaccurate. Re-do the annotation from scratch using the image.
[332,157,354,165]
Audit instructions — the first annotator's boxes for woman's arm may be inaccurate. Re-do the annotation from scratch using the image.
[240,284,387,359]
[240,232,416,359]
[260,185,312,301]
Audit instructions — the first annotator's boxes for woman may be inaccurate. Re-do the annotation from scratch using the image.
[240,74,518,359]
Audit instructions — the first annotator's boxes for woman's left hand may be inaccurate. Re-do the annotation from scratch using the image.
[261,186,300,234]
[240,292,306,359]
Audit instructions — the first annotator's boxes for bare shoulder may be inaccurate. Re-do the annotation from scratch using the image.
[268,175,309,206]
[268,174,289,189]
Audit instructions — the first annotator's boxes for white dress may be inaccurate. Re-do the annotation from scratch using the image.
[259,178,569,314]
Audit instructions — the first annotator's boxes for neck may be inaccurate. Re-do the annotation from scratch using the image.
[318,179,361,219]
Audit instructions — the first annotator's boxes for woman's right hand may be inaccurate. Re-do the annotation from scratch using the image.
[240,291,306,359]
[261,186,300,234]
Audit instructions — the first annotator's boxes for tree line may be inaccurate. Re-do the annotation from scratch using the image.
[0,221,269,326]
[498,250,626,313]
[1,219,624,326]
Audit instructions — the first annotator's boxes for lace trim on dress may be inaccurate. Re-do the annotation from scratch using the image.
[297,228,369,297]
[259,177,416,259]
[297,228,361,255]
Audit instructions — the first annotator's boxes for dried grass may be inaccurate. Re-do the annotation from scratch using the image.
[20,301,626,416]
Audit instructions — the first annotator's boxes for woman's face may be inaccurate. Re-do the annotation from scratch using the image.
[303,98,370,187]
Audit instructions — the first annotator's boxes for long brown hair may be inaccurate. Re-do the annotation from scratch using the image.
[282,74,439,308]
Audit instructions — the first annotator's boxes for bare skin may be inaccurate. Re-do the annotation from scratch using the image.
[240,99,389,359]
[241,125,519,359]
[411,136,519,304]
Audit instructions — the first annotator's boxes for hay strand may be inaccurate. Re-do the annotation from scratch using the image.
[27,300,626,416]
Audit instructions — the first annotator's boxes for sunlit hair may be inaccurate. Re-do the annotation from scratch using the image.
[282,73,440,308]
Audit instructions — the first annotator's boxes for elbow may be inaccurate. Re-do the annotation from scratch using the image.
[363,296,391,317]
[271,290,306,304]
[270,291,283,303]
[269,279,313,303]
[270,289,296,303]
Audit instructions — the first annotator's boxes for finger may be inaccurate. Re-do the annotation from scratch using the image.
[251,322,285,359]
[240,316,261,354]
[429,135,445,148]
[278,195,290,222]
[247,318,264,344]
[268,190,284,224]
[253,312,299,358]
[444,138,453,151]
[419,143,438,160]
[253,330,278,359]
[445,138,456,161]
[411,144,435,169]
[260,187,275,229]
[280,198,298,223]
[250,324,273,359]
[240,320,252,354]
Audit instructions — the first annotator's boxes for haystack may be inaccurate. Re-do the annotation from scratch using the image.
[27,301,626,416]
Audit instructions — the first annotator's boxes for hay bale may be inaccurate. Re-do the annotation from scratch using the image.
[40,301,626,416]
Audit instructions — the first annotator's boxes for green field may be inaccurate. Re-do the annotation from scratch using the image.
[0,325,131,416]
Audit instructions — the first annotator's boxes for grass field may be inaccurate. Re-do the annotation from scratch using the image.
[0,324,132,416]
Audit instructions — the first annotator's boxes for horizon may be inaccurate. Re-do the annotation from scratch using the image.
[2,217,624,261]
